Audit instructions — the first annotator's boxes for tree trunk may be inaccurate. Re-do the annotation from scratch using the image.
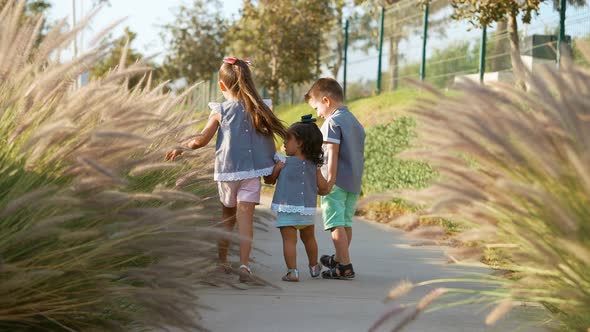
[330,4,344,79]
[508,12,527,90]
[269,80,280,107]
[492,19,509,72]
[270,49,280,105]
[388,36,400,90]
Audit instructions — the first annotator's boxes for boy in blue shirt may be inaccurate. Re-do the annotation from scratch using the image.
[305,78,365,279]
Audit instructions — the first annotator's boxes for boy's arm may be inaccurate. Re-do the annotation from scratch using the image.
[316,168,330,195]
[263,161,284,185]
[166,113,219,161]
[324,142,340,192]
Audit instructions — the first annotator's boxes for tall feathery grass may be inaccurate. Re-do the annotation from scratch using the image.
[0,1,231,330]
[372,47,590,331]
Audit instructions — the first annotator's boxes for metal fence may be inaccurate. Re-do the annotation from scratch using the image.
[189,0,590,110]
[323,0,590,100]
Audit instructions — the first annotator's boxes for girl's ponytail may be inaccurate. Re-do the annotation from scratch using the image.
[219,59,287,139]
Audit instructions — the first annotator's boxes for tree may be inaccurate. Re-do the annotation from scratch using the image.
[323,0,348,79]
[160,0,227,85]
[229,0,333,105]
[90,27,153,88]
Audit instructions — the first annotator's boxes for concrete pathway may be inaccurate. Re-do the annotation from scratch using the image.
[199,203,550,332]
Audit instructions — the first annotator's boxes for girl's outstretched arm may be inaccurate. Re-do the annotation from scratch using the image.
[187,113,220,149]
[165,113,220,161]
[316,169,330,195]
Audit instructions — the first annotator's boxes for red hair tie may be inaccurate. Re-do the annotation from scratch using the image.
[223,57,251,65]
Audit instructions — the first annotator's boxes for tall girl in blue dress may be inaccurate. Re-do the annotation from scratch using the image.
[166,57,287,283]
[266,115,330,282]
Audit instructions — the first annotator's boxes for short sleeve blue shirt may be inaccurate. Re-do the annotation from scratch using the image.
[320,105,365,194]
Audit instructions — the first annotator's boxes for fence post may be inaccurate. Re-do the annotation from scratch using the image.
[420,1,429,82]
[376,6,385,95]
[479,25,487,84]
[343,19,349,101]
[557,0,567,68]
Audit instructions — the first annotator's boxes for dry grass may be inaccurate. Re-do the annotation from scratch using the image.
[0,1,240,330]
[373,46,590,331]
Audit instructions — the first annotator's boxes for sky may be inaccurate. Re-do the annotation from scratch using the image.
[47,0,242,62]
[47,1,589,82]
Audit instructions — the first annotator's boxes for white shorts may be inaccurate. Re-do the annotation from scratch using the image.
[217,177,261,208]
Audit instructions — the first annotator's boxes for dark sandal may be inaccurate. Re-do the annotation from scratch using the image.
[320,254,339,269]
[322,263,355,280]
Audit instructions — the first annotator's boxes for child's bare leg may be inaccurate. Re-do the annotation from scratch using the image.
[345,227,352,247]
[218,205,237,263]
[280,227,298,269]
[236,201,256,267]
[299,225,318,266]
[331,226,351,265]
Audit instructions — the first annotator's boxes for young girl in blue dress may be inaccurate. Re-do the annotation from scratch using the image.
[166,57,287,283]
[265,115,330,282]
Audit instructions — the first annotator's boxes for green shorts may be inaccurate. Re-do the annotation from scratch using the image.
[321,185,360,231]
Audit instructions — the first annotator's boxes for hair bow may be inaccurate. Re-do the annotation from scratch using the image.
[301,114,317,123]
[223,57,251,65]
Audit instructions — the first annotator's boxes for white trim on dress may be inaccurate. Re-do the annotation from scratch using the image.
[271,203,317,215]
[214,165,274,181]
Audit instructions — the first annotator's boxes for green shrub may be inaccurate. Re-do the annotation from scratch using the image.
[363,116,437,194]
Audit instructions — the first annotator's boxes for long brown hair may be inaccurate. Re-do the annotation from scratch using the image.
[219,59,287,139]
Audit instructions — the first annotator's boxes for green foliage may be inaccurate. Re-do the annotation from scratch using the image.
[273,89,435,195]
[160,0,227,84]
[229,0,333,105]
[362,116,437,193]
[428,0,546,27]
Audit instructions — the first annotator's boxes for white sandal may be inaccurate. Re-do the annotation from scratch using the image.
[238,264,253,283]
[282,268,299,282]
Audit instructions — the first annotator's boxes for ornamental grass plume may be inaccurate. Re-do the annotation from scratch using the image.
[377,44,590,331]
[0,1,235,330]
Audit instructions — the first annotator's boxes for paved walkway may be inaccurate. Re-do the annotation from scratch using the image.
[199,202,549,332]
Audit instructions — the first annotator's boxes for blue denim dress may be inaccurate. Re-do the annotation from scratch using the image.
[271,154,318,227]
[209,101,277,181]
